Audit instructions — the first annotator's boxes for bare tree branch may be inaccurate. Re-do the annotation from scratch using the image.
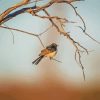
[0,25,46,48]
[0,0,30,23]
[0,25,38,36]
[1,6,36,24]
[78,26,100,44]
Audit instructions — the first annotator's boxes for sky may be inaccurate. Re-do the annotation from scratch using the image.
[0,0,100,85]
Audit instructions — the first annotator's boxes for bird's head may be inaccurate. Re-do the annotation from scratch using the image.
[51,43,58,48]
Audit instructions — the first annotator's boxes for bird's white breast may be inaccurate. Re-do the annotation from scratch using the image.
[45,51,57,58]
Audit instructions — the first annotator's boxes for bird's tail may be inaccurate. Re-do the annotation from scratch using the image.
[32,56,44,65]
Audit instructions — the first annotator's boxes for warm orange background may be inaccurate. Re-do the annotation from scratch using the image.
[0,80,100,100]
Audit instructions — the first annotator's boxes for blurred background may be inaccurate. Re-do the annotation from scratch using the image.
[0,0,100,100]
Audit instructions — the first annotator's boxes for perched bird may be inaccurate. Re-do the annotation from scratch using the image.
[32,43,58,65]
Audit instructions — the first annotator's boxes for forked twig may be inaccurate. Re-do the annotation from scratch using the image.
[78,26,100,44]
[37,36,45,48]
[0,25,45,48]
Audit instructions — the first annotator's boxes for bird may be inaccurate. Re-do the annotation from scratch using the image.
[32,43,58,65]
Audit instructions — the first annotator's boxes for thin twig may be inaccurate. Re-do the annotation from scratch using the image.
[0,25,38,36]
[78,26,100,44]
[51,58,62,63]
[3,24,15,44]
[39,25,53,36]
[69,3,86,32]
[57,1,86,32]
[37,36,45,48]
[0,25,45,48]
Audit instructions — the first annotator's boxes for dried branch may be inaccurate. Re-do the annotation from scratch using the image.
[56,0,86,32]
[1,0,78,25]
[37,36,45,48]
[0,0,30,24]
[0,25,38,36]
[43,9,61,33]
[0,6,36,25]
[78,26,100,44]
[0,25,45,48]
[42,9,88,52]
[33,13,76,24]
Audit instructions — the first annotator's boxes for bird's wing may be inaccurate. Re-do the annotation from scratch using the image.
[39,49,51,56]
